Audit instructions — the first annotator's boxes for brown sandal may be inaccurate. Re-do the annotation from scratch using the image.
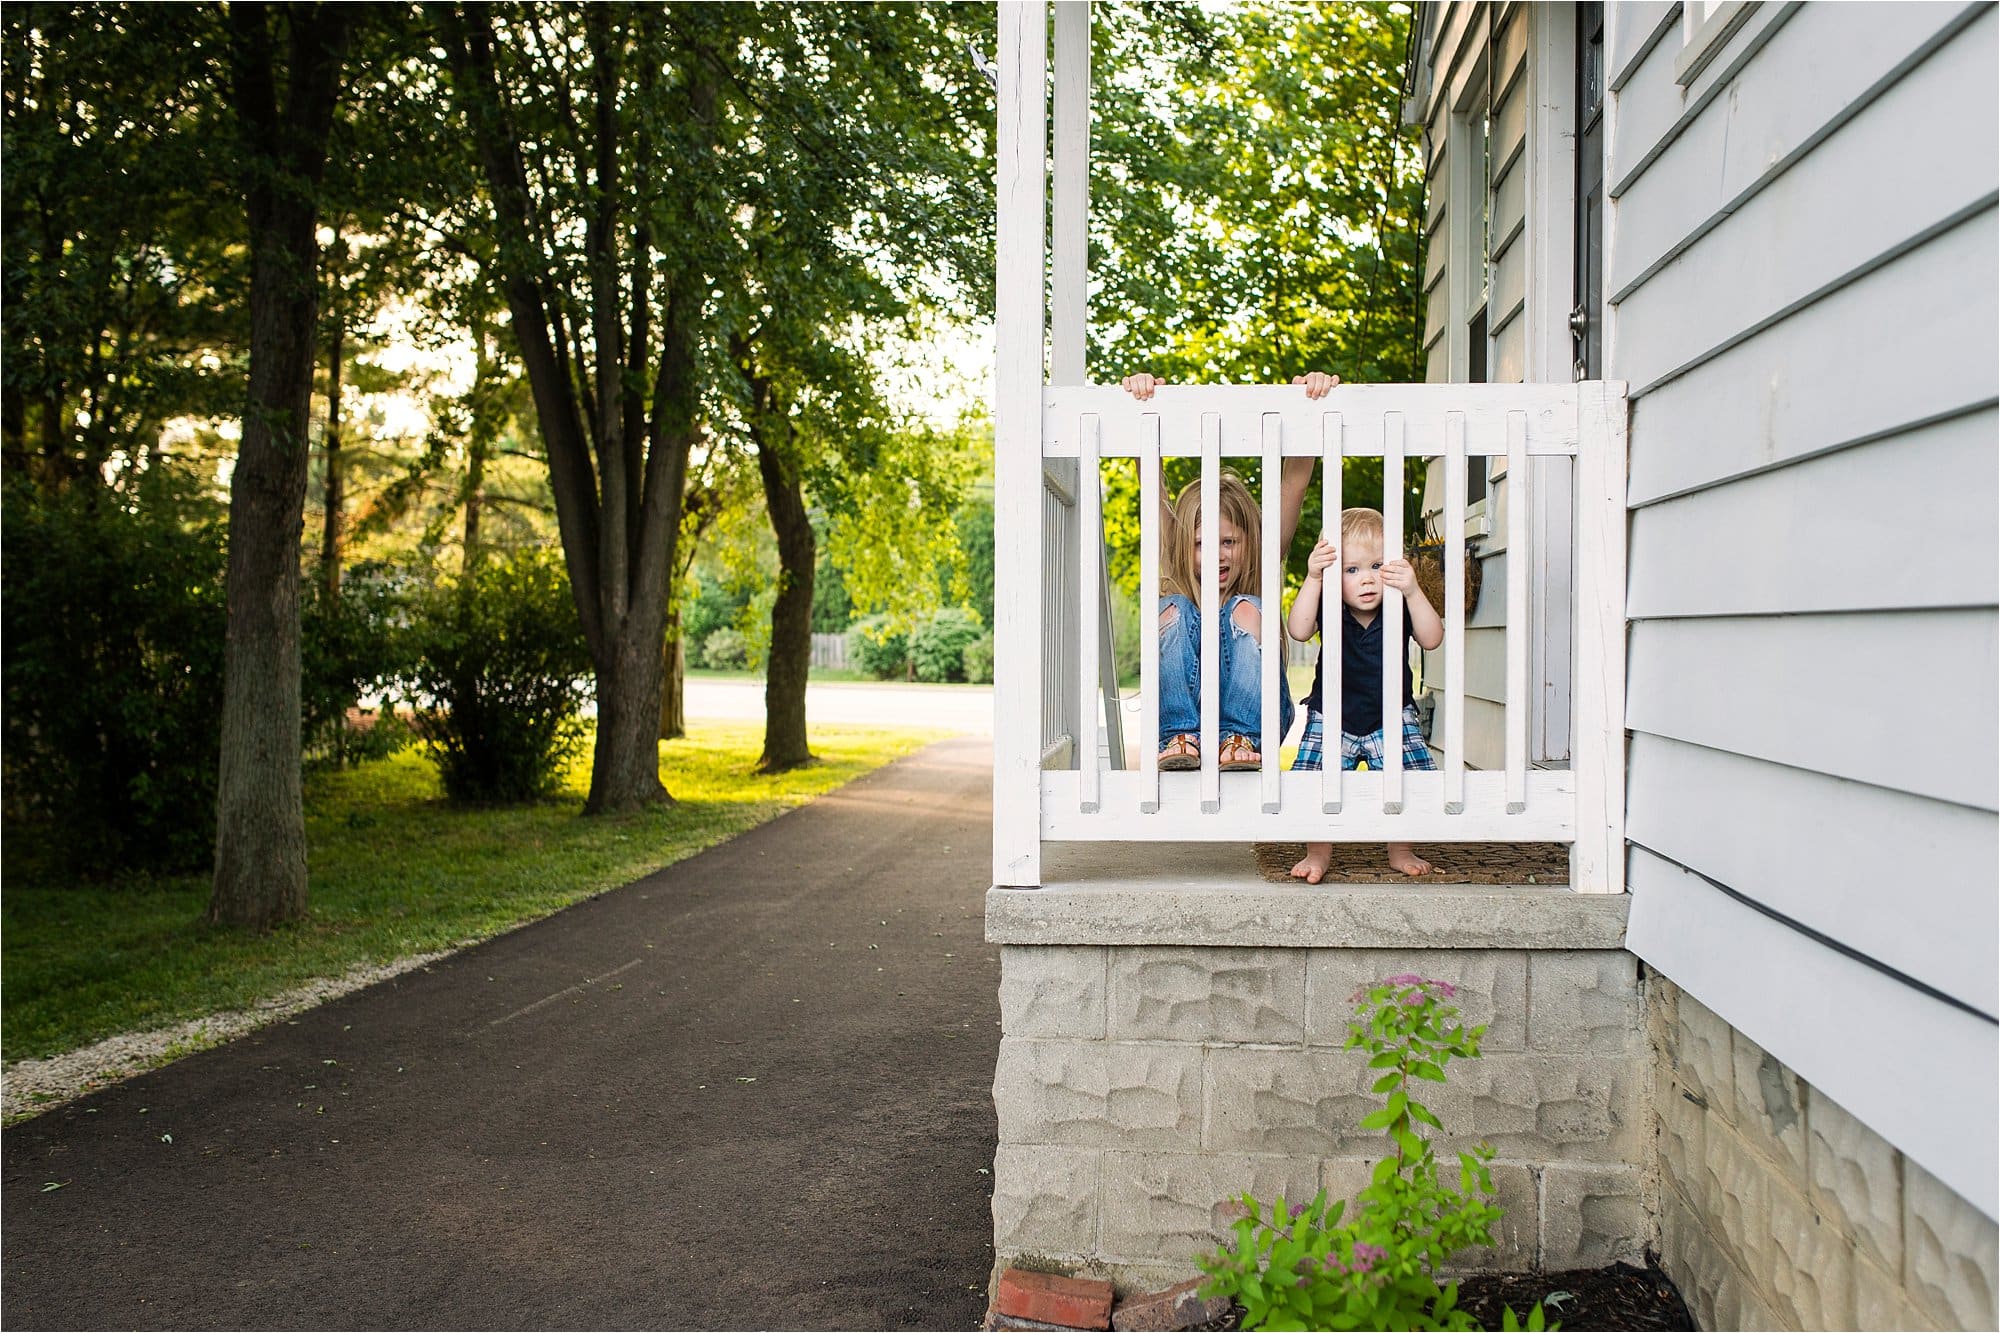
[1218,733,1263,771]
[1158,733,1200,771]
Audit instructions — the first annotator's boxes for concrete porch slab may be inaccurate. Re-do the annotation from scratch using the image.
[987,843,1627,949]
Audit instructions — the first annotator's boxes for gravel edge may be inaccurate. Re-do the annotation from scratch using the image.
[2,948,459,1123]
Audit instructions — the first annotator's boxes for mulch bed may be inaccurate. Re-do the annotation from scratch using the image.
[1250,841,1571,885]
[1173,1261,1691,1331]
[1455,1262,1695,1330]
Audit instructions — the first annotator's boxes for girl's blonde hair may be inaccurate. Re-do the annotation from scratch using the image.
[1163,469,1263,602]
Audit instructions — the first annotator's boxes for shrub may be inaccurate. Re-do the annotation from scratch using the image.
[1199,976,1552,1332]
[846,615,908,680]
[301,566,415,770]
[700,627,749,671]
[1,472,227,872]
[909,607,983,683]
[406,549,593,803]
[962,633,995,684]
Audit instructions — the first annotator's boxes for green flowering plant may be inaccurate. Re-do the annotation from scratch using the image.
[1197,975,1554,1332]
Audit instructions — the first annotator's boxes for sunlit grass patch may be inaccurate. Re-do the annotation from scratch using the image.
[1,720,949,1065]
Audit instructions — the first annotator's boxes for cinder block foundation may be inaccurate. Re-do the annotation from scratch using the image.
[985,872,1648,1291]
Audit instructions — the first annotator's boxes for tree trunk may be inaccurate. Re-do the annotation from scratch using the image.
[209,3,349,931]
[320,277,345,600]
[755,432,815,772]
[660,609,686,740]
[437,10,698,817]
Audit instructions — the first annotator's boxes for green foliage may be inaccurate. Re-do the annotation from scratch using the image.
[908,607,984,684]
[700,628,750,672]
[846,615,909,681]
[962,634,995,686]
[0,472,227,872]
[1088,2,1429,589]
[405,550,593,804]
[820,418,985,638]
[300,567,415,770]
[811,552,854,634]
[1199,976,1554,1332]
[953,495,996,629]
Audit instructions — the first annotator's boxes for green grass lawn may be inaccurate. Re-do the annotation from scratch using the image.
[1,720,949,1066]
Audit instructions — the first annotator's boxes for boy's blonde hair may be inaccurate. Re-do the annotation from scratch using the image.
[1163,469,1263,602]
[1339,506,1386,556]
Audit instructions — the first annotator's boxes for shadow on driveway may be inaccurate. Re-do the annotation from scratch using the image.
[2,737,999,1331]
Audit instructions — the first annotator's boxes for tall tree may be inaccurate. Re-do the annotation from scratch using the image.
[434,3,733,812]
[208,2,352,929]
[2,4,245,489]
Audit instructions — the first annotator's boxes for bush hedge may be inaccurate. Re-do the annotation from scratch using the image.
[405,549,593,803]
[909,607,983,683]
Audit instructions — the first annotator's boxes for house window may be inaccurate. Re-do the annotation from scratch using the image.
[1676,0,1758,86]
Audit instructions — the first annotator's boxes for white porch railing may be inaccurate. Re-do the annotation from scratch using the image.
[1003,382,1628,894]
[989,2,1627,893]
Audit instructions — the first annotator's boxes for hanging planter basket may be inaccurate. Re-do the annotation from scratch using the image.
[1409,518,1482,617]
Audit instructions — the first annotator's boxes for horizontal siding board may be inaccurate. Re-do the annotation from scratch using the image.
[1611,10,2000,396]
[1627,412,2000,618]
[1627,847,1999,1219]
[1606,12,1690,192]
[1627,206,1999,505]
[1488,241,1526,337]
[1490,72,1527,170]
[1425,279,1452,347]
[1628,733,1998,1018]
[1490,312,1525,384]
[1611,1,1990,301]
[1493,3,1527,99]
[1492,152,1528,253]
[1426,339,1449,384]
[1425,2,1486,124]
[1607,0,1678,92]
[1626,611,2000,811]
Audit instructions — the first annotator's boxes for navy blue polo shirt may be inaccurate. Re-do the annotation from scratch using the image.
[1303,602,1418,737]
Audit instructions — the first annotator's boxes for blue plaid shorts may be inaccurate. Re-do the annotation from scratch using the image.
[1293,704,1436,772]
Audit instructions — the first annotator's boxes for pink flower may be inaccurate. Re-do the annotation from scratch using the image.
[1426,978,1458,998]
[1400,992,1425,1006]
[1383,972,1425,986]
[1350,1243,1388,1273]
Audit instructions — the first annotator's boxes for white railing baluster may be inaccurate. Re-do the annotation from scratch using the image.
[1141,416,1162,814]
[1200,415,1221,814]
[1444,412,1467,815]
[1382,413,1405,816]
[1078,415,1102,812]
[1321,412,1343,816]
[1505,410,1530,814]
[1260,414,1282,813]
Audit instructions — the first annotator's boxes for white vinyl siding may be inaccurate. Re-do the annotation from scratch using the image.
[1610,0,2000,1217]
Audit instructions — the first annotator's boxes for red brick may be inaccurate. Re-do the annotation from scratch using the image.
[996,1268,1115,1330]
[1111,1278,1232,1332]
[985,1314,1084,1331]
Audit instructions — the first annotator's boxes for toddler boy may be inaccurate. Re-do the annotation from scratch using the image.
[1286,507,1445,880]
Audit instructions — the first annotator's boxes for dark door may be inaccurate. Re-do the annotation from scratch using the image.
[1573,2,1604,379]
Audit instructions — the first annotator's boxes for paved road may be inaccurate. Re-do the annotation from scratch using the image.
[684,679,994,735]
[1,739,1000,1331]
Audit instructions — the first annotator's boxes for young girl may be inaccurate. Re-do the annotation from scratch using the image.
[1122,371,1337,770]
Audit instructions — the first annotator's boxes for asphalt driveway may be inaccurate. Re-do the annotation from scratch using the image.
[1,736,1000,1331]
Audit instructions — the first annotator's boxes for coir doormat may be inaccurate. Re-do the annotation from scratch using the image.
[1250,841,1570,885]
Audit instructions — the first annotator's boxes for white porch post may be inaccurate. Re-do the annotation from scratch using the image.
[994,1,1048,887]
[1570,381,1629,893]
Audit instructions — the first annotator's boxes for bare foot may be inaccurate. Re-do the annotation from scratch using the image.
[1290,841,1333,884]
[1386,842,1433,876]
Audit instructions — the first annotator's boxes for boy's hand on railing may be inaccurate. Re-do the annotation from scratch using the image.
[1292,371,1342,399]
[1306,538,1340,578]
[1379,557,1419,594]
[1121,373,1164,400]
